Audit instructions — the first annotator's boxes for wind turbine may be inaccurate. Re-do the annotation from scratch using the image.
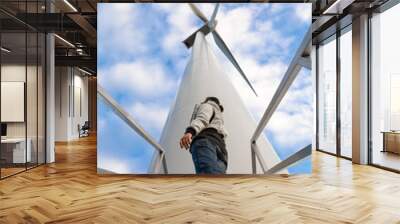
[184,3,258,96]
[150,3,283,174]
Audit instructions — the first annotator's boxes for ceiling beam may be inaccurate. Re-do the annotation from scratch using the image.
[67,13,97,46]
[323,0,356,14]
[55,55,96,72]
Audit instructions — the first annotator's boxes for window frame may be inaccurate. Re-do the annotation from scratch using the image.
[315,24,353,161]
[367,1,400,173]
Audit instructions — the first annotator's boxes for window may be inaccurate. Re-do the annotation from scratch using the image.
[317,35,337,154]
[339,27,352,158]
[370,3,400,171]
[0,1,47,179]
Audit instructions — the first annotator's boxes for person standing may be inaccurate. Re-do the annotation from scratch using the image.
[180,97,228,174]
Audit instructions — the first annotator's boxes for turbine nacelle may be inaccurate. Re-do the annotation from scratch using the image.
[208,20,217,31]
[183,3,258,96]
[183,3,218,48]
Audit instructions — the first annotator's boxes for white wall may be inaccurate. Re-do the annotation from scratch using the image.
[55,67,89,141]
[55,66,69,141]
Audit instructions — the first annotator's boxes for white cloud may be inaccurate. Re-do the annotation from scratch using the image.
[99,60,175,98]
[156,4,199,56]
[130,102,169,131]
[213,5,293,58]
[98,118,106,130]
[98,4,148,59]
[98,157,132,174]
[265,68,313,148]
[269,4,286,13]
[268,108,313,147]
[223,59,287,119]
[216,7,261,50]
[294,4,311,23]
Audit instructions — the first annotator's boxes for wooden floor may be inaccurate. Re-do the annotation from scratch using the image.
[1,163,44,178]
[1,167,26,178]
[372,150,400,171]
[1,135,400,223]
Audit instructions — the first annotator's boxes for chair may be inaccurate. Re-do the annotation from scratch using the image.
[78,121,90,138]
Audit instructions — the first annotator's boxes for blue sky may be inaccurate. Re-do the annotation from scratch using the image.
[97,3,312,174]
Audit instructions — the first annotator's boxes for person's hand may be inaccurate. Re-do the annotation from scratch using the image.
[180,133,192,150]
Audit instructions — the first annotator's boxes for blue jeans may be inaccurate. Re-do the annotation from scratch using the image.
[190,138,227,174]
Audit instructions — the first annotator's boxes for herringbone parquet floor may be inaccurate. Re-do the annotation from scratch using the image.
[1,135,400,223]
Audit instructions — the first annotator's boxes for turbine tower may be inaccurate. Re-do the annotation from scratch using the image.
[150,4,283,174]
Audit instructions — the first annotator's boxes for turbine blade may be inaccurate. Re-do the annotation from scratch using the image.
[188,3,208,23]
[209,3,220,25]
[212,31,258,96]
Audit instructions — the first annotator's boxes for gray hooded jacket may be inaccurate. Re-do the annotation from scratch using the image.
[186,100,227,138]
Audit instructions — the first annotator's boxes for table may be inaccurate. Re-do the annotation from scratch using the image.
[381,131,400,154]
